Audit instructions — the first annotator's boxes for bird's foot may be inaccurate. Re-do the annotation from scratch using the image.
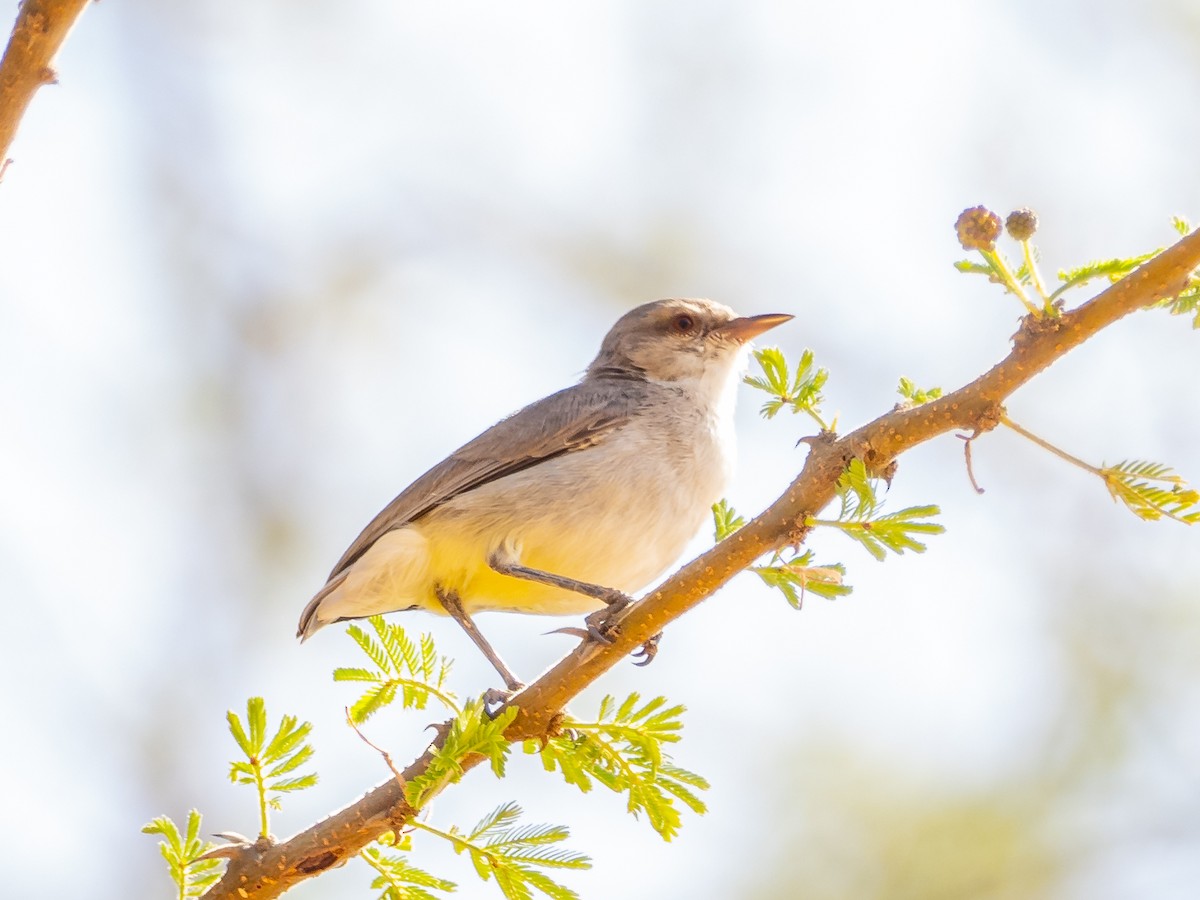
[582,590,635,643]
[631,632,662,667]
[482,685,524,717]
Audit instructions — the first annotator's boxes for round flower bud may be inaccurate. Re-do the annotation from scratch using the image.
[1005,208,1039,241]
[956,206,1002,252]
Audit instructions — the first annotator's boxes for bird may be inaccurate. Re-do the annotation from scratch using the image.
[297,298,792,691]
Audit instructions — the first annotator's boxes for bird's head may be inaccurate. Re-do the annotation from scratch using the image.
[586,298,792,392]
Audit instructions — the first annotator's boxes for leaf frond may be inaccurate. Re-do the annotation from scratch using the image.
[526,693,708,842]
[362,843,456,900]
[337,618,459,721]
[142,810,224,898]
[1101,459,1200,523]
[744,347,831,427]
[405,702,517,807]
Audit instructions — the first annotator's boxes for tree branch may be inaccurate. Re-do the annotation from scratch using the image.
[205,226,1200,898]
[0,0,91,168]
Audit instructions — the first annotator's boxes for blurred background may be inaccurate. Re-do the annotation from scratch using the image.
[1,1,1198,898]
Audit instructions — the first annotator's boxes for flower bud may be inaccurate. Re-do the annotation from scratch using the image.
[956,206,1003,252]
[1005,208,1039,241]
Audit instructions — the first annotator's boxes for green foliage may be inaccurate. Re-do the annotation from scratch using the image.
[953,211,1200,320]
[897,377,943,406]
[1156,282,1200,328]
[955,247,1046,315]
[1049,216,1197,307]
[817,460,945,561]
[1050,250,1159,301]
[526,693,708,842]
[420,802,590,900]
[952,259,994,276]
[953,249,1018,286]
[744,346,832,429]
[142,810,223,900]
[335,616,458,723]
[753,552,851,606]
[406,700,518,807]
[227,697,318,839]
[1150,223,1200,325]
[1001,417,1198,528]
[713,500,850,605]
[711,498,746,541]
[1101,460,1200,524]
[362,838,457,900]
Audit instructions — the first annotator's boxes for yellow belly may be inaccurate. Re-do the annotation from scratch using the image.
[321,400,732,623]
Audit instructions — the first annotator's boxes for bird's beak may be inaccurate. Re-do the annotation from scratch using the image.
[716,312,794,343]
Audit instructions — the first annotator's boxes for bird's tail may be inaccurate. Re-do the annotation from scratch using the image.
[295,570,351,641]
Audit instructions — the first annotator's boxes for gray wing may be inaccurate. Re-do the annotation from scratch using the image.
[326,377,652,579]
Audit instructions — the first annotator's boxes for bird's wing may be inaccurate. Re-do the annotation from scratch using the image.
[326,377,651,579]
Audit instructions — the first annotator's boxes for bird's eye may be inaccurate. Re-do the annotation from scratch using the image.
[672,314,696,333]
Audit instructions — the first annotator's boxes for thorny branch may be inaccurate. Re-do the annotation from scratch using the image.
[204,229,1200,898]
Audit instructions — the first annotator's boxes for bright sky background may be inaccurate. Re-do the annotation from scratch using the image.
[1,2,1198,898]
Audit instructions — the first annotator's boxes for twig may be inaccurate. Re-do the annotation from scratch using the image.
[1000,414,1101,477]
[958,431,987,494]
[346,708,408,793]
[0,0,92,166]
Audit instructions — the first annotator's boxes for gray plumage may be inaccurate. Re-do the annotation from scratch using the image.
[296,298,792,687]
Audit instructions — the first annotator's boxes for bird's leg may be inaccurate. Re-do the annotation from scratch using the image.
[487,553,633,641]
[435,587,525,693]
[488,553,660,660]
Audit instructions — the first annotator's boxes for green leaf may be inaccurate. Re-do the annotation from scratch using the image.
[362,843,456,900]
[262,717,312,763]
[142,810,224,898]
[1153,280,1200,328]
[753,557,851,608]
[953,259,993,275]
[1051,249,1158,300]
[227,698,318,839]
[405,701,517,807]
[896,377,943,406]
[744,347,830,427]
[226,707,252,758]
[468,801,524,841]
[828,504,945,560]
[270,773,320,793]
[809,461,944,559]
[472,804,590,891]
[1101,460,1200,524]
[529,694,708,842]
[337,617,458,722]
[955,252,1016,292]
[835,459,882,521]
[711,499,746,542]
[416,804,588,900]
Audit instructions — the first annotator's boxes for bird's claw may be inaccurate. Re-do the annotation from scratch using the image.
[584,607,618,644]
[631,632,662,666]
[580,589,635,643]
[482,686,523,717]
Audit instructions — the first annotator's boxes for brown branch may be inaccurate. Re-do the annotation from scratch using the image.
[205,227,1200,898]
[0,0,91,166]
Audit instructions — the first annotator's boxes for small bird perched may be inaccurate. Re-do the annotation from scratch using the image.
[297,298,791,691]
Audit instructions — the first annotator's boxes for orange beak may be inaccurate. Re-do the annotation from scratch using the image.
[716,312,794,343]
